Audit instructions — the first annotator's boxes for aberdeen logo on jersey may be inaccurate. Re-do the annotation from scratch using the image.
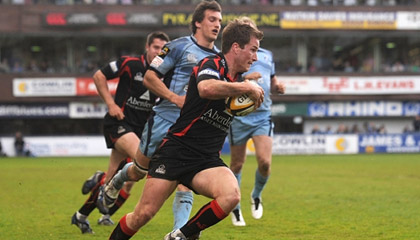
[200,108,233,132]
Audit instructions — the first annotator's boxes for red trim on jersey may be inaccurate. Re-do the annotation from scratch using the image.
[158,138,169,148]
[192,66,199,78]
[172,102,210,137]
[140,54,146,67]
[126,157,133,163]
[120,215,137,236]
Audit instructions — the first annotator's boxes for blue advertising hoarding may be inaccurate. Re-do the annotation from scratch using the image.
[359,134,420,153]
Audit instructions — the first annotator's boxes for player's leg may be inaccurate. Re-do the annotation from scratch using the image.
[99,181,135,226]
[250,134,272,219]
[229,144,247,226]
[172,184,194,230]
[170,166,240,239]
[228,120,251,226]
[109,177,178,240]
[100,148,149,212]
[97,133,139,213]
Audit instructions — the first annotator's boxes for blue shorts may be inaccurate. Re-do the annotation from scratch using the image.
[228,118,273,146]
[140,113,174,158]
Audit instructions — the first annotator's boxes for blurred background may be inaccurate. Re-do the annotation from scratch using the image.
[1,0,420,156]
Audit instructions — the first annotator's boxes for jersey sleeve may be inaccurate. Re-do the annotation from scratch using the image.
[149,41,183,78]
[196,59,221,84]
[100,57,125,80]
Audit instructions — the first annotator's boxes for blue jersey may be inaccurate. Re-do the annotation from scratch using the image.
[149,35,219,122]
[235,48,275,123]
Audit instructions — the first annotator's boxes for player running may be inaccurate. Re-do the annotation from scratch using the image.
[71,31,169,234]
[108,18,264,240]
[228,17,285,227]
[97,0,223,232]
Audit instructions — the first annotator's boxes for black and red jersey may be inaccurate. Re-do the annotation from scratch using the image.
[165,53,240,156]
[100,54,157,128]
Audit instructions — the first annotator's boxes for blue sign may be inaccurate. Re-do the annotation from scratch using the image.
[358,134,420,153]
[309,101,420,117]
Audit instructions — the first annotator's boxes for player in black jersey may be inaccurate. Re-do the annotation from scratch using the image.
[71,31,169,234]
[109,19,264,240]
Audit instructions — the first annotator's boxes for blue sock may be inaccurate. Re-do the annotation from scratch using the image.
[252,169,269,199]
[233,172,242,211]
[172,190,193,230]
[113,162,132,190]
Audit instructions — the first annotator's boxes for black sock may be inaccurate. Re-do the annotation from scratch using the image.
[78,182,101,216]
[109,189,130,216]
[109,215,137,240]
[180,200,227,237]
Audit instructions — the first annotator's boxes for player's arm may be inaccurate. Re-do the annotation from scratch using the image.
[198,79,264,108]
[93,70,124,120]
[143,70,185,108]
[243,72,261,81]
[271,75,285,94]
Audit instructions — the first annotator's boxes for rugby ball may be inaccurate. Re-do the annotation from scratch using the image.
[225,94,255,116]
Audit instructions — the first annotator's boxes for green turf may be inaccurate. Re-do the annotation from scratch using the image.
[1,154,420,239]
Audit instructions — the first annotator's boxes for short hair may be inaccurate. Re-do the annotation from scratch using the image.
[190,0,222,34]
[221,19,264,54]
[146,31,170,46]
[237,16,257,29]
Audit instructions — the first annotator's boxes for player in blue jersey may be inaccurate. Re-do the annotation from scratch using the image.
[108,18,264,240]
[71,31,169,234]
[228,17,285,227]
[97,0,223,233]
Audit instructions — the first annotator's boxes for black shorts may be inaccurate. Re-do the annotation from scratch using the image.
[103,116,144,149]
[148,139,227,193]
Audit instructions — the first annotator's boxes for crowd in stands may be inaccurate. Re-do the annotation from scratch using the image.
[0,0,419,5]
[311,122,388,134]
[2,54,420,74]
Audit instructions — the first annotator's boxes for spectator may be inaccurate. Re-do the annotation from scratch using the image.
[14,131,32,157]
[311,124,322,134]
[324,125,334,134]
[336,124,348,134]
[391,60,405,72]
[377,124,387,134]
[350,124,360,134]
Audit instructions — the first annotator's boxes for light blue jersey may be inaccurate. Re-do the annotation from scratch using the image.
[142,35,219,157]
[228,48,276,146]
[149,35,219,122]
[235,48,275,124]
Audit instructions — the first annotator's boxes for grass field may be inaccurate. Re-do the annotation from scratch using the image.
[1,154,420,240]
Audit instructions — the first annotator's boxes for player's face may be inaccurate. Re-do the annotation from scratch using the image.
[197,10,222,43]
[145,38,167,64]
[237,36,259,73]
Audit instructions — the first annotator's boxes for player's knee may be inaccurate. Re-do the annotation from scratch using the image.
[135,208,156,224]
[259,161,271,174]
[225,186,241,209]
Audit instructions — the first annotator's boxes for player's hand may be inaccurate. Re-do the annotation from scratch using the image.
[244,80,264,109]
[276,81,285,94]
[108,103,125,120]
[170,95,186,109]
[243,72,261,81]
